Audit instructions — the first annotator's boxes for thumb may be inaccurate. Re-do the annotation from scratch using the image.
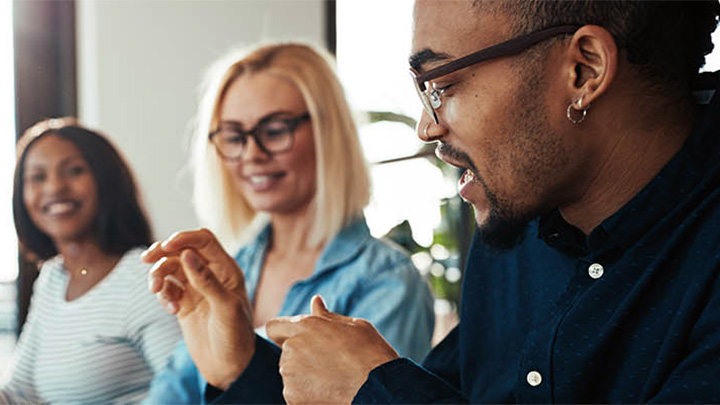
[181,249,226,305]
[310,295,331,317]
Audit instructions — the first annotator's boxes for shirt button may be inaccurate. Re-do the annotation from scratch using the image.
[588,263,604,279]
[526,370,542,387]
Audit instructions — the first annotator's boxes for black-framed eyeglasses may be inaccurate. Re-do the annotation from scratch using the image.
[410,25,580,124]
[209,112,311,159]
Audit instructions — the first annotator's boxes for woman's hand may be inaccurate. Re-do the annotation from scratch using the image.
[143,229,255,389]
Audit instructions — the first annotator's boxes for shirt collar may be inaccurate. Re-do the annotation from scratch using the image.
[245,216,371,277]
[540,71,720,257]
[315,217,372,275]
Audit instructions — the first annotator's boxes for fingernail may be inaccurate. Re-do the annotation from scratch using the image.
[141,241,160,258]
[163,231,181,249]
[166,302,177,314]
[165,275,186,291]
[149,277,161,293]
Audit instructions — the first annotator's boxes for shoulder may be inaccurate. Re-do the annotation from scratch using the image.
[34,256,65,292]
[112,247,152,278]
[362,236,414,267]
[22,257,64,309]
[351,235,422,284]
[109,247,155,296]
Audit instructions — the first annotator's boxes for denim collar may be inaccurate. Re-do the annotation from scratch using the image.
[241,217,371,303]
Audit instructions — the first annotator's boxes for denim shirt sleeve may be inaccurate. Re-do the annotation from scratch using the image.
[347,254,435,362]
[142,341,203,404]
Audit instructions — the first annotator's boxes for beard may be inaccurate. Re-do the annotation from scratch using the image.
[442,60,561,250]
[438,141,535,250]
[475,182,536,250]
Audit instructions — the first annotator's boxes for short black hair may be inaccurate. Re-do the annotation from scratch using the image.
[477,0,720,94]
[13,117,153,261]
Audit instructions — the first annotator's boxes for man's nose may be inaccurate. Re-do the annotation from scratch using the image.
[416,112,447,143]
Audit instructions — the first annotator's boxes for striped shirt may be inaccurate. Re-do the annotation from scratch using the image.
[0,248,182,404]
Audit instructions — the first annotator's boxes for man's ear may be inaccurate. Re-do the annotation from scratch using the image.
[564,25,618,107]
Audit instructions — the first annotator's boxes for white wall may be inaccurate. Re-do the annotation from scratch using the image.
[77,0,325,241]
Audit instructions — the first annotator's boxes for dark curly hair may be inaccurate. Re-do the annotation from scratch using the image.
[476,0,720,94]
[13,117,153,261]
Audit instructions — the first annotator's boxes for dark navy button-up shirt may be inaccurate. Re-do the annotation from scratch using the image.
[212,72,720,404]
[355,72,720,403]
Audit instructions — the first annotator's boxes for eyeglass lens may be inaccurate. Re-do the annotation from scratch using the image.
[214,118,294,158]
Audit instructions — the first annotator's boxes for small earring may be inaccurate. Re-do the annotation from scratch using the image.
[567,95,589,125]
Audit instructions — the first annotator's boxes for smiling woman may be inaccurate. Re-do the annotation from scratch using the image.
[0,118,182,403]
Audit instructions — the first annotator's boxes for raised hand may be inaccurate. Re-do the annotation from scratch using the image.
[143,229,255,389]
[267,296,400,404]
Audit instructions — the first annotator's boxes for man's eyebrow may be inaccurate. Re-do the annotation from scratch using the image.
[409,49,452,72]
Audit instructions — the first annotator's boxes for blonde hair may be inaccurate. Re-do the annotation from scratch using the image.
[191,43,370,250]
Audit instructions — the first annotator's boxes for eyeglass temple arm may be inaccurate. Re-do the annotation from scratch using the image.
[416,25,581,87]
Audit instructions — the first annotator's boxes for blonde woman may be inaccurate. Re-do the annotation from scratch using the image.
[144,43,434,403]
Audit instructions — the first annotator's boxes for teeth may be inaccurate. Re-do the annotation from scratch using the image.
[47,201,75,215]
[249,175,272,185]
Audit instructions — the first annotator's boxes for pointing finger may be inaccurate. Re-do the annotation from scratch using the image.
[162,229,228,260]
[266,315,307,347]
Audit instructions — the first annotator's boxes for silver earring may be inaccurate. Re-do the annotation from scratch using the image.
[566,96,589,124]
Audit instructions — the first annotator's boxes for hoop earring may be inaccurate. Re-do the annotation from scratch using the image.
[567,96,589,125]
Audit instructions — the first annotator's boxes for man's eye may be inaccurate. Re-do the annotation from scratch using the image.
[433,83,454,92]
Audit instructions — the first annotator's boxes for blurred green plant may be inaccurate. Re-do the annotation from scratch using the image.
[367,110,473,308]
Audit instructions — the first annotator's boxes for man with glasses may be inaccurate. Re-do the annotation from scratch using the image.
[154,1,720,403]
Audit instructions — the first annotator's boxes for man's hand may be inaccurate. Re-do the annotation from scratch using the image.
[143,229,255,389]
[267,296,400,404]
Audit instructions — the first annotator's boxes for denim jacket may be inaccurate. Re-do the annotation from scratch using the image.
[143,217,434,404]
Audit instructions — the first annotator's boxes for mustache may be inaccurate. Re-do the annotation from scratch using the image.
[436,142,477,172]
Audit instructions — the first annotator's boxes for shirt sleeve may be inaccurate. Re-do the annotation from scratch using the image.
[207,336,284,404]
[648,270,720,403]
[348,258,435,362]
[123,258,183,404]
[354,326,467,404]
[142,341,203,405]
[125,261,183,376]
[0,270,48,404]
